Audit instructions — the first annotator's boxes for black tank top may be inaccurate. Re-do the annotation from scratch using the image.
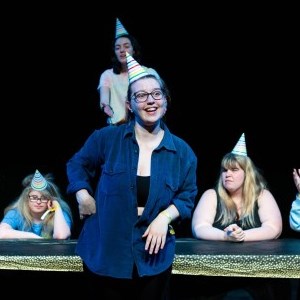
[136,176,150,207]
[213,193,261,230]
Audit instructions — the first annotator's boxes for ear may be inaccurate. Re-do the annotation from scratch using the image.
[126,101,132,112]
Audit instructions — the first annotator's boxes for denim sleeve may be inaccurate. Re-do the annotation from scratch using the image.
[173,153,198,220]
[66,130,103,195]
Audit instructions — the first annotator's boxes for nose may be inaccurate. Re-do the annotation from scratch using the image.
[146,94,156,103]
[225,169,232,176]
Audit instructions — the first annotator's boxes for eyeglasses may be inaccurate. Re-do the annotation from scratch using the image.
[132,89,164,103]
[28,195,49,203]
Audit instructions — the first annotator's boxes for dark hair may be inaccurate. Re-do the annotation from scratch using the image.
[112,34,142,74]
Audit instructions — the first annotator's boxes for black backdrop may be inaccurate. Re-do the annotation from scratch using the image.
[1,4,299,238]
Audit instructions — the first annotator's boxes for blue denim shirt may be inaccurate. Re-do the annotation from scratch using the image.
[66,120,198,279]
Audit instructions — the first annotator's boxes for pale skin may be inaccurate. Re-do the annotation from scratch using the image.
[76,77,179,254]
[100,36,134,116]
[293,168,300,193]
[290,168,300,232]
[0,191,71,239]
[192,164,282,242]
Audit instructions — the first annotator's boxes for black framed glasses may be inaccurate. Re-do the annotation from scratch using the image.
[28,195,49,203]
[132,89,164,103]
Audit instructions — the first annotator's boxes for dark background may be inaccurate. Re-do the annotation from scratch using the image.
[1,4,299,239]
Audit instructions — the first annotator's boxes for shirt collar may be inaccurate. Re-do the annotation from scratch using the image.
[123,120,176,152]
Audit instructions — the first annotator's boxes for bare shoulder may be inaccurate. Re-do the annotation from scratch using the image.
[199,189,218,204]
[258,189,276,204]
[261,189,275,197]
[194,189,218,215]
[201,189,217,198]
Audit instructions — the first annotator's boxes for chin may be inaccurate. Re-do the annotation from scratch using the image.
[143,119,159,126]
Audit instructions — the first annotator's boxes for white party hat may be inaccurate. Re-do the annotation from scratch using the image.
[232,133,247,156]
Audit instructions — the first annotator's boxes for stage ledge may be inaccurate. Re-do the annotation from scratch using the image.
[1,238,300,278]
[0,239,82,272]
[173,238,300,278]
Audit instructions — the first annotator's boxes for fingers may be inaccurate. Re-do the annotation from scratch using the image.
[293,169,300,191]
[79,212,92,220]
[233,228,245,241]
[226,226,245,242]
[147,236,163,254]
[145,234,166,254]
[78,200,96,220]
[149,236,157,254]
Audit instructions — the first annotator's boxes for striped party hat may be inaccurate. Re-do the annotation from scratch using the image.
[126,52,149,84]
[31,169,48,191]
[231,133,247,156]
[115,18,129,39]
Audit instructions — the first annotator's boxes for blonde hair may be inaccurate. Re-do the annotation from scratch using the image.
[4,172,73,238]
[215,153,267,228]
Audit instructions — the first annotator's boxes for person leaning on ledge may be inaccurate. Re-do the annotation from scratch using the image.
[289,168,300,232]
[192,133,282,242]
[0,169,72,239]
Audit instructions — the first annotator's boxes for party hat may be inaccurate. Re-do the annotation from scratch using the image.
[115,18,129,39]
[231,133,247,156]
[126,52,149,84]
[31,169,48,191]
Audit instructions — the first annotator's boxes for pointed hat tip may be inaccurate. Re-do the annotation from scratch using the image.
[126,52,149,84]
[231,133,247,156]
[115,17,129,38]
[31,169,48,191]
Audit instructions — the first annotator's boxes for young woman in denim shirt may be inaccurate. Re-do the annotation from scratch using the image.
[66,53,197,299]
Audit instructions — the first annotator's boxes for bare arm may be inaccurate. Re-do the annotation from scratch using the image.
[52,200,71,239]
[243,190,282,241]
[192,189,282,242]
[99,86,114,117]
[192,189,228,241]
[293,168,300,194]
[0,222,42,239]
[290,168,300,231]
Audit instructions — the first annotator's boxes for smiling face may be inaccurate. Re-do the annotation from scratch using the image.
[127,76,167,127]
